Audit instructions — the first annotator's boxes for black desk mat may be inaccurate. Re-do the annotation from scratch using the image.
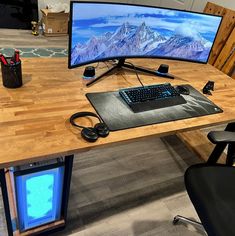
[86,85,223,131]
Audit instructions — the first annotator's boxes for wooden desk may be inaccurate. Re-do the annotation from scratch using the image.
[1,57,235,235]
[1,57,235,169]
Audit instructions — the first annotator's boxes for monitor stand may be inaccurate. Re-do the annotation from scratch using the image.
[86,59,174,87]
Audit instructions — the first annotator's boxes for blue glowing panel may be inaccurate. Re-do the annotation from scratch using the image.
[15,166,64,232]
[26,174,54,219]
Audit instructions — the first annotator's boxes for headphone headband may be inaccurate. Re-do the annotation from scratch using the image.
[70,111,102,129]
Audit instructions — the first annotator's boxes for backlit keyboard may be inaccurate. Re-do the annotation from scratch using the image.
[119,83,187,112]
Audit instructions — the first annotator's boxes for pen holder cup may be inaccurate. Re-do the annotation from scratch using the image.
[1,59,22,88]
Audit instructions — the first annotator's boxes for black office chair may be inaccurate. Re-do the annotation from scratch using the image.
[173,128,235,236]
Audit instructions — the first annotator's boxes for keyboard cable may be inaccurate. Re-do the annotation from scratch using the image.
[124,61,145,87]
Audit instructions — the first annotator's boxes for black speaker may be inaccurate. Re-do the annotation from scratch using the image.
[83,66,95,79]
[157,64,169,74]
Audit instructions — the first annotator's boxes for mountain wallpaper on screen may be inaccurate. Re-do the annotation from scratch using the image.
[71,21,212,65]
[70,3,221,66]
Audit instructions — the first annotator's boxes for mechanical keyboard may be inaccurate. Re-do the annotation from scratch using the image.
[119,83,187,112]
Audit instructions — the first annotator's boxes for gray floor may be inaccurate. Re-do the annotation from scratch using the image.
[0,29,216,236]
[53,135,203,236]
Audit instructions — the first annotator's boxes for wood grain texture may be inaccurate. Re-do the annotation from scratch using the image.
[204,2,235,65]
[0,57,235,168]
[214,27,235,72]
[17,220,65,236]
[5,170,18,235]
[231,66,235,79]
[50,135,201,236]
[222,51,235,76]
[0,29,68,48]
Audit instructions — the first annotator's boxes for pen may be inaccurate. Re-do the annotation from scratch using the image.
[14,49,20,63]
[0,53,8,65]
[10,58,15,65]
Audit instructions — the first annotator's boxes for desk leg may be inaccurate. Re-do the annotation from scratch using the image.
[61,155,74,224]
[0,169,13,236]
[227,144,235,165]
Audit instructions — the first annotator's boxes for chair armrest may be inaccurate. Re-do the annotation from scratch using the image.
[208,131,235,144]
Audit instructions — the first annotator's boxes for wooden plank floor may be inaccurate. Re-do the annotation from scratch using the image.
[0,29,68,48]
[0,29,223,235]
[53,135,203,236]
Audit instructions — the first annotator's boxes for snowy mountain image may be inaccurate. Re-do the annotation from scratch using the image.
[70,3,222,65]
[148,29,212,60]
[71,22,166,65]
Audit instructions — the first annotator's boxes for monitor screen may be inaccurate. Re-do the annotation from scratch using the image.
[69,2,222,68]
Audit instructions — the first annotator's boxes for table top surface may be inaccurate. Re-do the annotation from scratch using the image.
[0,57,235,168]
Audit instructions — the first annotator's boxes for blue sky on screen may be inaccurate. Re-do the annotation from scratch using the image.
[71,3,221,47]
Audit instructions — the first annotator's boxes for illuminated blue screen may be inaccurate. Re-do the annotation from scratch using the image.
[15,166,64,232]
[69,2,222,67]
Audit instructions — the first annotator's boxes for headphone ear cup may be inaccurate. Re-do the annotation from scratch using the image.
[94,123,110,137]
[81,127,99,142]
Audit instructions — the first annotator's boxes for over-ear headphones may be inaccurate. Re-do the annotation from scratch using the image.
[70,111,109,142]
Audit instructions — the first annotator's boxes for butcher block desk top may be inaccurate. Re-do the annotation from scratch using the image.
[0,58,235,168]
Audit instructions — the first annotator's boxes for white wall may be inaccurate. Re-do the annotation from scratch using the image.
[130,0,160,6]
[131,0,194,10]
[131,0,235,11]
[191,0,235,12]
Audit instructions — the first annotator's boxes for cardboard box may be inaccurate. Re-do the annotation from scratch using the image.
[41,9,69,36]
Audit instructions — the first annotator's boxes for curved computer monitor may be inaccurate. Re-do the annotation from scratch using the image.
[68,1,222,68]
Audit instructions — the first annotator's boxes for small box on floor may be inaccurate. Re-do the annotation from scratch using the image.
[41,9,69,36]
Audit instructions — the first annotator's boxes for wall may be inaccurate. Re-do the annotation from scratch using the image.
[130,0,235,11]
[38,0,235,19]
[133,0,235,11]
[191,0,235,12]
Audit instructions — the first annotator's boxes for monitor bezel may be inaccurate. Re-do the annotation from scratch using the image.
[68,1,222,69]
